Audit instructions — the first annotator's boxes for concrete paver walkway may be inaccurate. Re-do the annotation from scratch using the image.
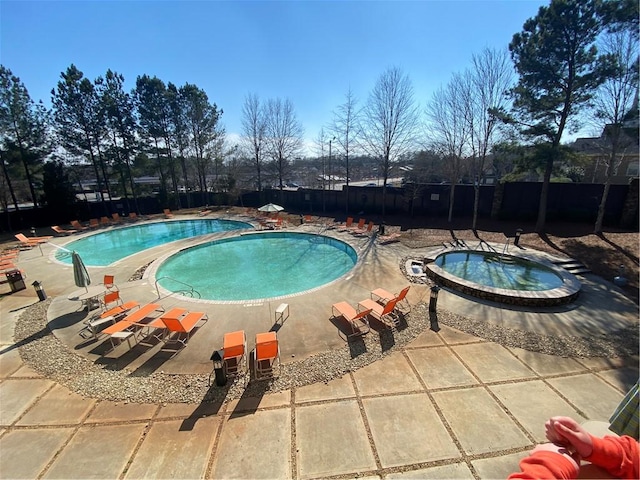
[0,217,638,479]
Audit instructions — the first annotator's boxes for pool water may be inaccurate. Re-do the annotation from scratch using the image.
[56,220,252,266]
[434,251,563,291]
[156,232,357,301]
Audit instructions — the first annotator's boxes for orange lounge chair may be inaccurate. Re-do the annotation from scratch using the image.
[163,209,173,218]
[349,218,366,232]
[70,220,88,231]
[78,296,140,340]
[254,332,280,380]
[89,218,100,229]
[111,213,123,223]
[127,212,138,222]
[378,232,401,244]
[15,233,51,248]
[160,311,208,348]
[52,225,77,235]
[223,330,247,377]
[357,297,400,329]
[352,221,375,236]
[337,217,354,232]
[370,285,411,315]
[101,303,165,352]
[331,301,372,337]
[100,216,112,226]
[141,307,188,341]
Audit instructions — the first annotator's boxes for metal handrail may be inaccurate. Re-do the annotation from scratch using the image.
[154,276,201,299]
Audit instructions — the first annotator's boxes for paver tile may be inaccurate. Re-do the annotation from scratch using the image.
[352,353,422,396]
[406,347,477,389]
[436,326,483,345]
[126,416,219,479]
[453,343,536,383]
[0,378,53,425]
[363,393,459,468]
[86,400,158,423]
[211,408,291,479]
[225,390,291,413]
[295,375,355,403]
[0,428,73,479]
[507,347,585,376]
[548,374,624,420]
[597,368,639,393]
[407,329,444,348]
[9,363,43,378]
[386,462,474,479]
[43,424,145,479]
[576,356,639,371]
[433,387,530,455]
[296,400,376,479]
[472,451,524,479]
[490,380,582,442]
[156,402,223,419]
[17,384,95,426]
[0,348,23,378]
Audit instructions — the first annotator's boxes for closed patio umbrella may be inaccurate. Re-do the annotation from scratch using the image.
[258,203,284,212]
[72,251,91,292]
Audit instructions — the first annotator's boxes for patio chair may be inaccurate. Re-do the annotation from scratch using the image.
[51,225,77,235]
[89,218,100,229]
[160,312,208,348]
[378,232,401,244]
[141,307,188,341]
[254,331,280,380]
[349,218,366,233]
[102,274,118,291]
[70,220,88,231]
[337,217,354,232]
[223,330,247,377]
[370,285,411,315]
[357,297,400,329]
[331,301,372,337]
[101,303,165,352]
[100,216,112,226]
[15,233,52,245]
[127,212,138,222]
[352,221,375,236]
[163,208,173,218]
[111,213,123,223]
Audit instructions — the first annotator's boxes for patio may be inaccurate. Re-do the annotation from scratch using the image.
[0,214,637,478]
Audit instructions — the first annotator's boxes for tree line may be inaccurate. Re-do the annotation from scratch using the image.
[0,0,637,233]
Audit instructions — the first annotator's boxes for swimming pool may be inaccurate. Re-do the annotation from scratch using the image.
[154,232,357,301]
[425,250,581,306]
[56,219,252,266]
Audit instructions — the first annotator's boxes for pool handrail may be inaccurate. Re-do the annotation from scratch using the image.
[154,276,202,300]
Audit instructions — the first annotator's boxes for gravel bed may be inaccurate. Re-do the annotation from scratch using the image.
[14,294,639,405]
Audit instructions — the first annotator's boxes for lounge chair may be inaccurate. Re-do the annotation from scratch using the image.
[370,285,411,315]
[357,297,400,329]
[15,233,51,248]
[352,221,374,236]
[163,209,173,218]
[78,297,140,340]
[198,209,212,216]
[378,232,401,244]
[70,220,88,231]
[100,216,112,226]
[349,218,366,233]
[331,301,372,337]
[101,303,165,352]
[337,217,354,232]
[111,213,123,223]
[223,330,247,377]
[51,225,77,235]
[254,331,280,380]
[160,311,208,348]
[141,307,188,341]
[127,212,138,222]
[89,218,100,229]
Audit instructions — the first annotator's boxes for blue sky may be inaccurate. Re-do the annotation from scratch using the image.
[1,0,547,152]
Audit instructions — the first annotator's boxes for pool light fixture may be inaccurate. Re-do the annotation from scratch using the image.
[210,350,227,386]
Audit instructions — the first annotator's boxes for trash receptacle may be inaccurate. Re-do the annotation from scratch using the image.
[6,270,26,293]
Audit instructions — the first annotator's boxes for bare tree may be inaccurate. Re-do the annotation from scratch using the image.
[241,93,267,191]
[313,127,328,211]
[331,87,359,214]
[466,47,514,230]
[591,29,638,233]
[265,97,303,198]
[426,73,471,223]
[360,67,420,221]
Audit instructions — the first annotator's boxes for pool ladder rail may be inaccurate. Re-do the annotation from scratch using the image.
[154,276,201,300]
